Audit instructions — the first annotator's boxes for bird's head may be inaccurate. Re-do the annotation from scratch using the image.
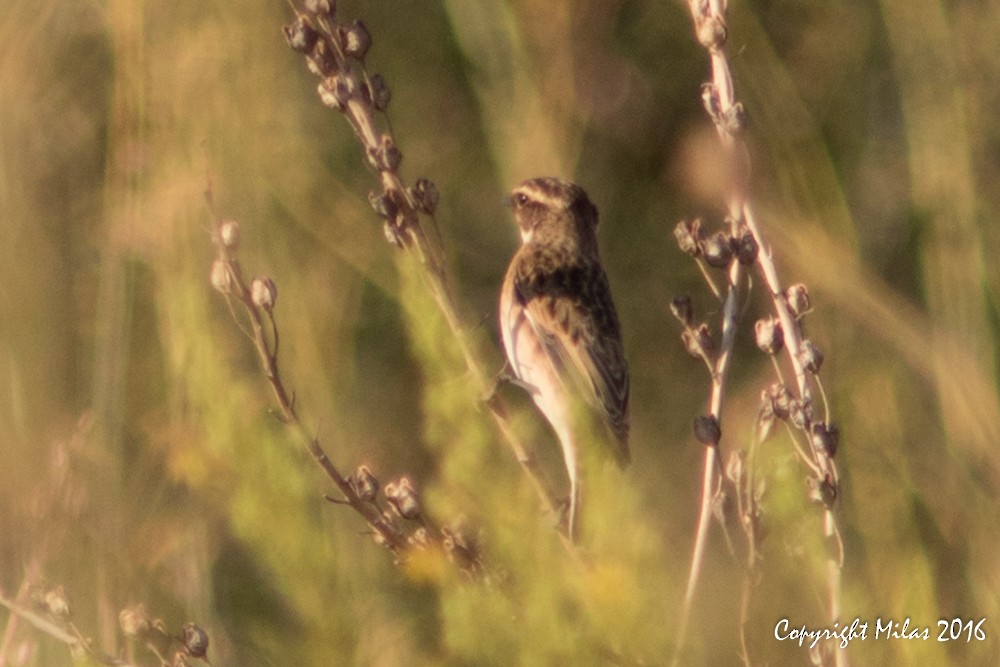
[506,177,599,253]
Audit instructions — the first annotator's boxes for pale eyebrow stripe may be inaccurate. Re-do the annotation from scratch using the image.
[513,182,566,209]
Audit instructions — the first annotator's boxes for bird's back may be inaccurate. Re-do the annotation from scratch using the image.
[501,242,631,465]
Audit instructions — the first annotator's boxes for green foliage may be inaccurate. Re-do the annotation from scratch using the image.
[2,0,1000,666]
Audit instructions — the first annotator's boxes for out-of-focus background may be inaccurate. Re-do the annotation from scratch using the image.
[2,0,999,665]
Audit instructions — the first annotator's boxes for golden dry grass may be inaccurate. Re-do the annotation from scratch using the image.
[1,1,999,665]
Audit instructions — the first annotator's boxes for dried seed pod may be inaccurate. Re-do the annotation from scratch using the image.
[120,604,151,638]
[670,295,694,326]
[787,398,809,431]
[318,77,347,111]
[385,477,421,520]
[673,219,703,256]
[785,283,811,319]
[45,586,70,620]
[374,136,402,172]
[695,322,715,354]
[305,0,336,17]
[411,177,439,215]
[693,414,721,446]
[351,465,379,502]
[696,15,728,51]
[284,17,319,54]
[682,322,714,358]
[396,484,420,520]
[210,260,231,294]
[335,74,354,107]
[311,40,338,76]
[368,191,398,220]
[368,73,391,111]
[735,232,758,265]
[799,339,824,374]
[342,20,372,60]
[410,526,430,547]
[219,219,240,249]
[757,388,776,442]
[767,383,792,420]
[754,316,784,355]
[810,475,838,509]
[701,231,733,268]
[181,623,209,659]
[251,276,277,311]
[810,422,839,458]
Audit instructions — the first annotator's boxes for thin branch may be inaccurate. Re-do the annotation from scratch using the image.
[674,1,845,665]
[207,196,404,555]
[282,3,570,547]
[672,257,744,665]
[207,192,484,576]
[0,593,134,667]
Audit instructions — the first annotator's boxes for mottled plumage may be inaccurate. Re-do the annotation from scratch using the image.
[499,177,630,540]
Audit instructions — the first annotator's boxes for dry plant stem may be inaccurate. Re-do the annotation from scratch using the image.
[0,581,30,665]
[0,596,76,648]
[210,196,488,576]
[672,257,743,666]
[746,204,839,482]
[208,197,408,556]
[735,435,763,665]
[679,1,845,665]
[0,595,132,667]
[748,202,845,653]
[674,1,748,662]
[286,4,567,543]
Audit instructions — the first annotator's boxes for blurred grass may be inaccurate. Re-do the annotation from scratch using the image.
[2,0,999,665]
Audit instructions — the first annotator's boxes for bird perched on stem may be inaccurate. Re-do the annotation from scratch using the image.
[499,177,630,541]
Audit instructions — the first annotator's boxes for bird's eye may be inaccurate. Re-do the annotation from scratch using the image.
[514,193,530,207]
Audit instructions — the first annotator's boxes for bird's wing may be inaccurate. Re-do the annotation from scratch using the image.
[514,258,630,464]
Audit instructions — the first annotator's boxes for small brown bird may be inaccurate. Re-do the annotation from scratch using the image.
[499,177,630,541]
